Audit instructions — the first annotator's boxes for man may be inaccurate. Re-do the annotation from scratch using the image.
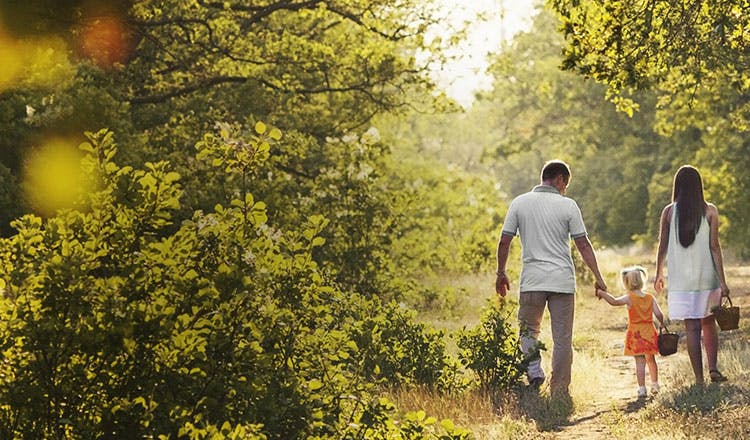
[495,160,607,395]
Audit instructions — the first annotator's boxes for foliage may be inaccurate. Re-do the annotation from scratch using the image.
[383,156,507,277]
[0,164,22,237]
[0,128,463,438]
[0,0,452,253]
[454,300,527,392]
[552,0,750,125]
[464,9,672,247]
[551,0,750,255]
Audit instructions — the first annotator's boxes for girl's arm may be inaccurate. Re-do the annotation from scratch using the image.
[652,297,666,327]
[595,289,629,306]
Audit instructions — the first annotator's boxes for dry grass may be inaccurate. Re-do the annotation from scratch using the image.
[606,337,750,440]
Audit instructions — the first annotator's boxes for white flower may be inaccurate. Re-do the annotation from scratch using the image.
[360,127,381,145]
[197,214,219,231]
[242,250,256,265]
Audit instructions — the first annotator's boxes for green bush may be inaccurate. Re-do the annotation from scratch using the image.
[0,127,463,439]
[454,300,527,391]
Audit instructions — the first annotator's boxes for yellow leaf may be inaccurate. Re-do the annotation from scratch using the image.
[440,419,455,431]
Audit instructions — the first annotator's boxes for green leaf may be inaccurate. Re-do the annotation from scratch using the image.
[254,121,267,134]
[440,419,455,431]
[308,379,324,391]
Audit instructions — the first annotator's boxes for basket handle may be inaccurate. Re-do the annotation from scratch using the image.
[722,296,734,307]
[659,325,671,334]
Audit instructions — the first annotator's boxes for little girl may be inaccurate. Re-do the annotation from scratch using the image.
[596,266,666,398]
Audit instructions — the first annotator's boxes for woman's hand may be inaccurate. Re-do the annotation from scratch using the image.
[720,281,731,298]
[654,274,666,293]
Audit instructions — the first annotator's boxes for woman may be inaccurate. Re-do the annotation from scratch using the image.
[654,165,731,384]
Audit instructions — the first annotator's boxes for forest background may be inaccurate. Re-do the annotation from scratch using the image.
[0,0,749,438]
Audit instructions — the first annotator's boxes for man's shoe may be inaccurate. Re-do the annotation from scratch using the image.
[651,382,660,394]
[637,386,647,398]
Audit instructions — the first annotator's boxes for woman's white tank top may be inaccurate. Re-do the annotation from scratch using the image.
[666,204,718,292]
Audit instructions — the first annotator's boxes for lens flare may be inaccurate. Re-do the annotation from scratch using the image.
[0,31,74,91]
[79,15,130,68]
[23,138,90,216]
[0,34,26,91]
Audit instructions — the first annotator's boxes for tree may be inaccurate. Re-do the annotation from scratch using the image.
[0,127,465,439]
[551,0,750,255]
[1,0,448,217]
[0,0,471,291]
[469,8,670,246]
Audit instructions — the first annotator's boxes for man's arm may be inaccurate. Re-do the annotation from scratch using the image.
[495,233,513,297]
[573,235,607,292]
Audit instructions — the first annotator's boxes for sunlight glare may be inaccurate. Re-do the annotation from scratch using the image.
[0,29,74,91]
[426,0,537,107]
[79,14,131,68]
[23,138,90,216]
[0,34,24,91]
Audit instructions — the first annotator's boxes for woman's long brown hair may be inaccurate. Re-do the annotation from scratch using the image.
[672,165,707,247]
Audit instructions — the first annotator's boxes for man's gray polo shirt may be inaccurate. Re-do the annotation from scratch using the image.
[501,184,587,294]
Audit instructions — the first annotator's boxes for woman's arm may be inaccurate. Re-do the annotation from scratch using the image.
[652,297,666,327]
[595,289,629,306]
[654,204,672,293]
[707,203,730,297]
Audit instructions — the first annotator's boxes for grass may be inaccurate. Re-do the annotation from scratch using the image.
[605,338,750,439]
[389,250,750,439]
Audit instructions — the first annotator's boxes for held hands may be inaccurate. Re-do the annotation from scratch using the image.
[594,279,608,300]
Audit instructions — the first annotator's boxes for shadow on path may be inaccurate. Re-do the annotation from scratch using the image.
[512,384,575,432]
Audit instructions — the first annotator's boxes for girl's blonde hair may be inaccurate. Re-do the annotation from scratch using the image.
[621,266,647,291]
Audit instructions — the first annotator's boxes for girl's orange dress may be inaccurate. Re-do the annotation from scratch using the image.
[624,291,659,356]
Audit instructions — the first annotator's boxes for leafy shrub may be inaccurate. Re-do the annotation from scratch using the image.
[0,127,463,439]
[454,300,527,391]
[347,297,449,388]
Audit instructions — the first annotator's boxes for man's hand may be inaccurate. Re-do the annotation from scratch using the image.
[594,279,608,293]
[593,279,607,300]
[495,273,510,297]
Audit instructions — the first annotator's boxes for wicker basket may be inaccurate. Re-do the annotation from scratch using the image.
[713,297,740,331]
[657,326,679,356]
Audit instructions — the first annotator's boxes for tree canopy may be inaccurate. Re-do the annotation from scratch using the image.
[551,0,750,255]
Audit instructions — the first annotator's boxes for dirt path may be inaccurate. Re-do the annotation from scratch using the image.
[549,288,691,439]
[552,350,683,439]
[549,262,748,438]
